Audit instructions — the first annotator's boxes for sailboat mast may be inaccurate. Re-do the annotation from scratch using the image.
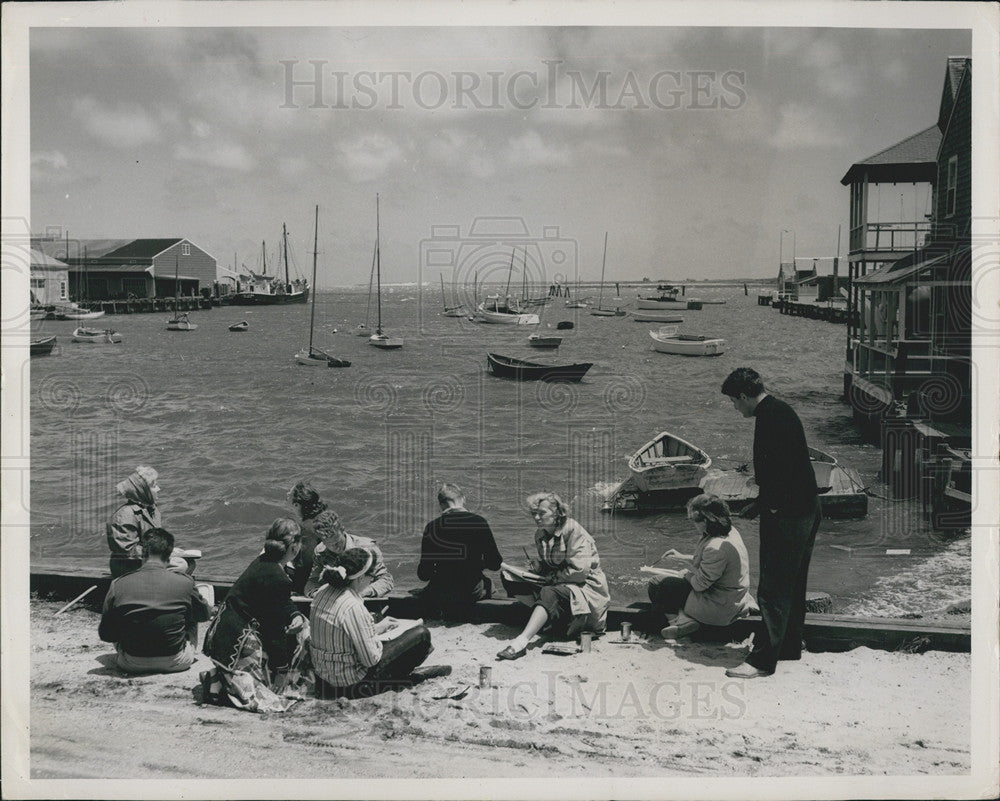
[522,247,528,302]
[364,239,376,328]
[283,223,290,291]
[598,232,608,308]
[504,249,514,307]
[174,255,179,311]
[83,244,88,306]
[308,205,319,353]
[440,273,446,311]
[375,194,382,333]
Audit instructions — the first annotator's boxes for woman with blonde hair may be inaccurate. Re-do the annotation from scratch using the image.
[496,492,610,660]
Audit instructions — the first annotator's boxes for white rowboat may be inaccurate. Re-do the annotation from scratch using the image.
[627,431,712,493]
[649,328,725,356]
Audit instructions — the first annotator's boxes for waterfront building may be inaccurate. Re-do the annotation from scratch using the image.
[28,248,70,306]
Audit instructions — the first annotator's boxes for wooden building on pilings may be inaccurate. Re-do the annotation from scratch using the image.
[839,57,971,523]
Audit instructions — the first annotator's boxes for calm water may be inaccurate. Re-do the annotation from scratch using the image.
[29,286,970,614]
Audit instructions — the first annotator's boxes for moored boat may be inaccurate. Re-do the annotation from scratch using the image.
[166,313,198,331]
[528,334,562,349]
[368,194,404,350]
[231,227,309,305]
[632,311,684,323]
[54,304,105,320]
[486,353,592,382]
[72,327,122,344]
[648,328,725,356]
[30,335,58,356]
[627,431,712,493]
[228,321,249,332]
[808,446,838,491]
[295,205,350,368]
[474,304,539,325]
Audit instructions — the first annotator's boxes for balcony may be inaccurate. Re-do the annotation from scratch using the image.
[849,221,931,257]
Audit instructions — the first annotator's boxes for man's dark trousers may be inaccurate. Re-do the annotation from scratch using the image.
[747,497,822,673]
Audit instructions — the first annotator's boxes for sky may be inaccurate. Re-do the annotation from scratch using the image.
[28,22,973,288]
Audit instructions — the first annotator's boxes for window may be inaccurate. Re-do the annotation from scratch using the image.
[60,281,67,299]
[30,277,45,288]
[181,243,191,256]
[945,155,957,217]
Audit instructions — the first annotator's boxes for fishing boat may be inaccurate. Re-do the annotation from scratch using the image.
[294,205,351,368]
[72,326,122,344]
[30,335,57,356]
[228,321,249,332]
[590,233,627,317]
[166,256,198,331]
[369,194,403,350]
[527,334,562,349]
[440,273,465,317]
[486,353,592,382]
[231,230,309,305]
[631,311,684,324]
[627,431,712,493]
[648,327,725,356]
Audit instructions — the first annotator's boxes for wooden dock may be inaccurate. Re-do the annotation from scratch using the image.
[604,465,869,518]
[772,298,859,325]
[29,566,968,655]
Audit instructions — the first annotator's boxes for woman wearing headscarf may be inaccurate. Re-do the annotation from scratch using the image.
[286,480,328,594]
[310,547,434,699]
[496,491,611,660]
[200,519,308,712]
[107,466,162,578]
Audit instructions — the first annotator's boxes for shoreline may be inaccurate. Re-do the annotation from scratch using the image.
[24,598,971,782]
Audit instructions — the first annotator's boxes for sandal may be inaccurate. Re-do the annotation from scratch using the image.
[496,645,527,661]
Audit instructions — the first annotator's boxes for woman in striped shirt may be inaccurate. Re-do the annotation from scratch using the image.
[310,548,432,699]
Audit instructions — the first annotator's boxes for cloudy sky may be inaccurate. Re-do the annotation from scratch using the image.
[29,21,972,287]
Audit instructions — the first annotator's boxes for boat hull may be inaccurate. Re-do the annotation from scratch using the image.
[56,309,105,320]
[632,311,684,323]
[636,297,685,310]
[649,330,725,356]
[487,352,592,382]
[475,307,539,325]
[30,335,57,356]
[627,431,711,493]
[166,319,198,331]
[528,336,562,349]
[295,348,351,367]
[229,288,309,306]
[590,309,626,317]
[228,322,249,332]
[72,327,122,344]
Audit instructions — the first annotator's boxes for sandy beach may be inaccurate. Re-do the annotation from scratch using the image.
[26,598,971,780]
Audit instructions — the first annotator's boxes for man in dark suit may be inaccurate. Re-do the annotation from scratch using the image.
[721,367,821,679]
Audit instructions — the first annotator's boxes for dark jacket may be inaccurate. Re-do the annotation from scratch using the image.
[752,394,818,516]
[418,509,502,602]
[99,561,211,657]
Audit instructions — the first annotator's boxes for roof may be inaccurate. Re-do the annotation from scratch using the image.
[840,126,941,185]
[29,248,69,270]
[852,250,952,286]
[939,57,971,131]
[31,238,131,261]
[100,239,183,260]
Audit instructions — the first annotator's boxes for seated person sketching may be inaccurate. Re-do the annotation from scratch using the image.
[99,527,212,674]
[496,492,611,661]
[310,548,436,700]
[646,493,754,639]
[303,509,394,598]
[416,483,503,612]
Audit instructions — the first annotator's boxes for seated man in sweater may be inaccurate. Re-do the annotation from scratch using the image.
[416,483,503,614]
[99,528,212,674]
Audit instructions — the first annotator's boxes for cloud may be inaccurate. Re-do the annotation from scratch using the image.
[72,96,160,148]
[504,129,570,167]
[335,132,406,182]
[32,151,68,170]
[174,140,255,171]
[769,103,844,149]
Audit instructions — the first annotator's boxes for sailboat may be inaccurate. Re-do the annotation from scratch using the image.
[56,245,105,320]
[369,195,403,350]
[166,255,197,330]
[440,273,465,317]
[474,249,539,325]
[355,239,377,336]
[590,232,626,317]
[295,205,351,368]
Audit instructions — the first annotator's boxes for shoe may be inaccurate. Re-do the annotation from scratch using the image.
[660,620,700,639]
[725,662,773,679]
[409,664,452,681]
[496,645,527,661]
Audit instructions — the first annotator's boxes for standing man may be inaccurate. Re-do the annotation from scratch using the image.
[416,483,503,614]
[99,528,212,674]
[721,367,821,679]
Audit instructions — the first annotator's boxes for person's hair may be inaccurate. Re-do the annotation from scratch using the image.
[142,527,174,560]
[437,483,465,506]
[720,367,765,399]
[289,480,327,521]
[526,491,569,528]
[686,493,733,538]
[313,509,347,552]
[262,518,302,560]
[320,547,373,589]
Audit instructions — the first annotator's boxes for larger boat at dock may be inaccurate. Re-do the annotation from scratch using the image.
[231,226,309,305]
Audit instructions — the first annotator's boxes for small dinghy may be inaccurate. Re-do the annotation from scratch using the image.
[72,327,122,344]
[649,327,725,356]
[30,335,58,356]
[627,431,712,493]
[166,313,198,331]
[228,321,249,332]
[528,334,562,349]
[486,353,592,382]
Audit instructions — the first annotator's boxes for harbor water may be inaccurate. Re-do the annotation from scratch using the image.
[28,286,970,615]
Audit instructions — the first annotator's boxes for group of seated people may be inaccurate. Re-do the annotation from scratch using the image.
[99,466,756,708]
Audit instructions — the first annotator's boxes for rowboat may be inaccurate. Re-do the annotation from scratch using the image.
[30,335,57,357]
[590,307,627,317]
[555,321,575,330]
[486,353,593,382]
[627,431,712,493]
[528,334,562,349]
[166,313,198,331]
[636,296,685,310]
[228,321,249,332]
[631,311,684,323]
[808,447,838,491]
[72,327,122,344]
[649,328,725,356]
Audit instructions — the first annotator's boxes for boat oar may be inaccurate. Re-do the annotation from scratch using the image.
[54,585,98,616]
